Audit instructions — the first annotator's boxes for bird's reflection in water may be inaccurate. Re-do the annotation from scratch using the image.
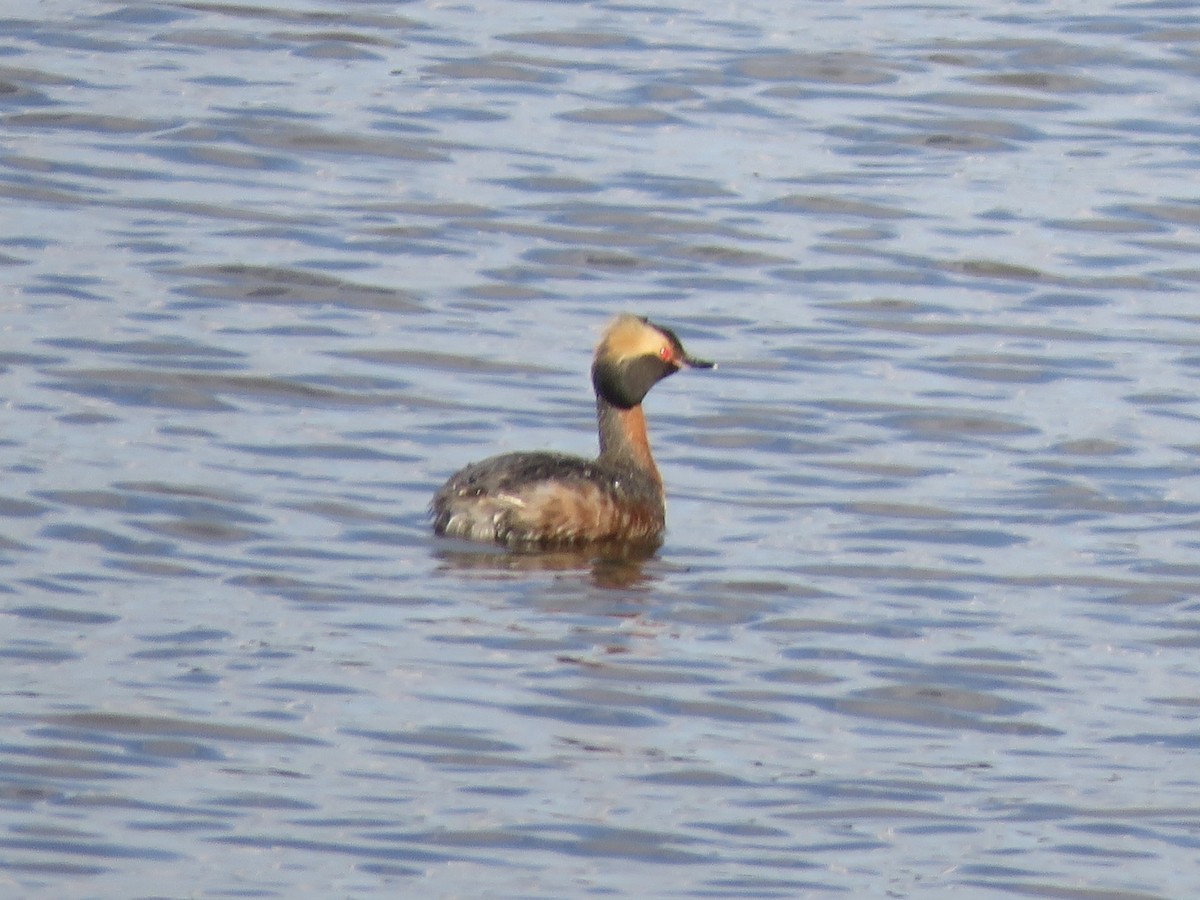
[433,541,659,590]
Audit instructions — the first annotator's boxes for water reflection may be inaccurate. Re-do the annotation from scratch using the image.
[434,543,658,590]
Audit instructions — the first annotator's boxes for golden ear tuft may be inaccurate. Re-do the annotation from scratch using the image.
[596,314,666,362]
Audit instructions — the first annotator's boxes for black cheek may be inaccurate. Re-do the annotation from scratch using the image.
[626,356,675,395]
[594,356,675,408]
[593,359,638,408]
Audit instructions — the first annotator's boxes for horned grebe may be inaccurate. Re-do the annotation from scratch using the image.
[430,314,713,549]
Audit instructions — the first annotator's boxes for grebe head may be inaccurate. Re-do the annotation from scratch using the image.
[591,314,714,409]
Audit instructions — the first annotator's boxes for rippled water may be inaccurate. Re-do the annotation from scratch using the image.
[3,1,1200,897]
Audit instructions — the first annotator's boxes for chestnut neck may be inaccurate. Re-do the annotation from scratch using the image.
[596,396,661,485]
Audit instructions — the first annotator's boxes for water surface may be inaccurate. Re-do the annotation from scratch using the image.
[3,1,1200,897]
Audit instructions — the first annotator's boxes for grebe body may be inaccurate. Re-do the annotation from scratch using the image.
[431,315,712,549]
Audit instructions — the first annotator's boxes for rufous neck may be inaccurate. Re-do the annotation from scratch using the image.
[596,396,661,483]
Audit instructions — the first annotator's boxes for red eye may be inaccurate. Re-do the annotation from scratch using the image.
[658,346,673,362]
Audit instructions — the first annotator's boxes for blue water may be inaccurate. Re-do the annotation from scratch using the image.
[2,1,1200,897]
